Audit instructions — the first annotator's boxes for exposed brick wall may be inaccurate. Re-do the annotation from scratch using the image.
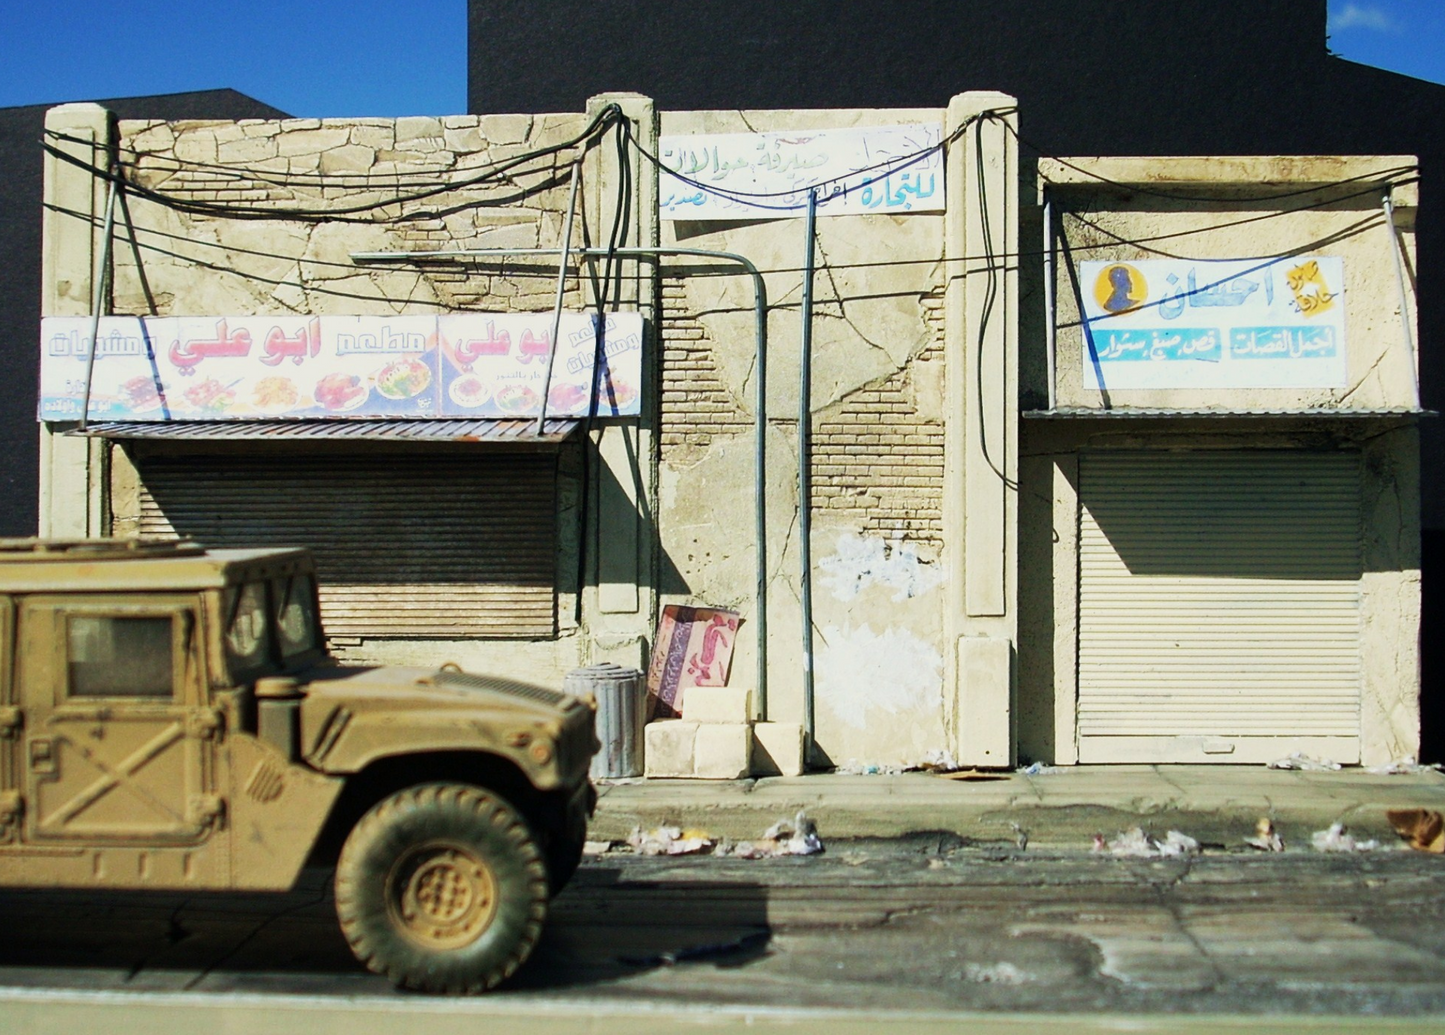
[811,339,944,550]
[661,275,946,549]
[659,276,749,460]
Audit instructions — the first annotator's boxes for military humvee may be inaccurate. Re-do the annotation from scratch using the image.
[0,538,598,993]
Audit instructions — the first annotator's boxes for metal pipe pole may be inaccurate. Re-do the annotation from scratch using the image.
[1382,188,1421,410]
[351,244,771,716]
[79,174,119,432]
[536,159,584,437]
[799,191,817,759]
[1043,187,1057,411]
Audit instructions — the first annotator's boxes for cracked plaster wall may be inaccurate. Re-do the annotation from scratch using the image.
[656,107,950,765]
[1016,161,1422,766]
[102,113,598,682]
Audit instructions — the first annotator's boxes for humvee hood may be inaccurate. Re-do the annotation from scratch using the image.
[294,664,595,789]
[299,664,571,717]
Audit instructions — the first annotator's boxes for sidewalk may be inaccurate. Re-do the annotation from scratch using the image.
[591,765,1445,850]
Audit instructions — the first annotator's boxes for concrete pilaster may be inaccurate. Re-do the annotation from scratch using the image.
[944,93,1019,767]
[584,93,660,666]
[39,103,112,538]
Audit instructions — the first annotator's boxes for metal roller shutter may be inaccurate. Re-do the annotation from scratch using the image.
[1078,451,1362,764]
[135,451,558,639]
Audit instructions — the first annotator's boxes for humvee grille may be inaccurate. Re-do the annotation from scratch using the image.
[437,670,570,708]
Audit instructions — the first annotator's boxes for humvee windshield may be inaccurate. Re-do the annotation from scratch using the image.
[223,573,323,682]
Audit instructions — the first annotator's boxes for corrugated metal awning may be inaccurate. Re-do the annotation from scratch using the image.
[69,418,580,444]
[1024,407,1433,419]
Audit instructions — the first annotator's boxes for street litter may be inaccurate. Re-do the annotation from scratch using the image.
[1386,808,1445,852]
[1092,827,1200,857]
[1019,761,1063,776]
[1268,752,1341,771]
[718,811,825,858]
[1244,817,1285,852]
[835,760,906,775]
[582,839,616,856]
[1367,756,1441,775]
[937,769,1008,782]
[963,962,1034,985]
[1310,822,1379,853]
[627,825,716,856]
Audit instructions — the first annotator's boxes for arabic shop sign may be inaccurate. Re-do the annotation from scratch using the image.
[659,124,944,220]
[38,312,644,421]
[1079,257,1347,391]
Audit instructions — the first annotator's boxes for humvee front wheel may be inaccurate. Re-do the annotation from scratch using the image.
[335,784,548,993]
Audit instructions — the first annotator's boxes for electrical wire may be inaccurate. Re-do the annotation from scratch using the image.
[621,108,1015,210]
[41,104,622,223]
[1004,122,1419,204]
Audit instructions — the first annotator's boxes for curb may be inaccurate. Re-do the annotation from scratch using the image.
[589,771,1445,851]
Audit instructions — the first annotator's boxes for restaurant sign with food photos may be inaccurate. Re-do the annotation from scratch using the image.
[38,312,644,421]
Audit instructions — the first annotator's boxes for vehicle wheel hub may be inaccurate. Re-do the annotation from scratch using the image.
[391,844,497,948]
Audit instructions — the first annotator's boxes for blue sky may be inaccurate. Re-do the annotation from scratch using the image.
[0,1,1440,117]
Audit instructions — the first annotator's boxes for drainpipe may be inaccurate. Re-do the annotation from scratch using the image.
[351,244,772,718]
[1382,187,1421,410]
[799,191,818,762]
[79,173,118,432]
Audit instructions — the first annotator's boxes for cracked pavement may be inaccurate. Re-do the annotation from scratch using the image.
[2,842,1445,1020]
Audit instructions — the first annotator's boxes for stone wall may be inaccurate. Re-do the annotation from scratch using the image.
[112,114,593,319]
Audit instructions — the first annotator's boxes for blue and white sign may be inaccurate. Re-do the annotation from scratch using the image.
[1079,257,1348,390]
[659,124,944,220]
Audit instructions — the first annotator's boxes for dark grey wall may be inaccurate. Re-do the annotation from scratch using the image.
[0,89,287,537]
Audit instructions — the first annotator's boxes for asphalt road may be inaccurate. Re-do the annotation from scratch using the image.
[4,839,1445,1032]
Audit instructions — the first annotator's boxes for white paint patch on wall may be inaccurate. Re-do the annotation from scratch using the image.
[819,532,944,602]
[816,622,944,730]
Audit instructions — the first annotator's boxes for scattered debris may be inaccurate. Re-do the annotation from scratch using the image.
[623,813,826,859]
[1011,821,1029,851]
[716,811,826,859]
[1092,827,1201,858]
[626,825,716,856]
[582,839,615,856]
[937,769,1008,782]
[1310,822,1379,853]
[1244,817,1285,852]
[1157,830,1202,857]
[1368,756,1441,775]
[917,748,962,772]
[1387,808,1445,852]
[834,760,906,775]
[963,961,1034,985]
[1019,762,1063,776]
[1268,752,1341,771]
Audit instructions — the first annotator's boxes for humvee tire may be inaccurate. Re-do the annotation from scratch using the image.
[544,793,590,895]
[335,783,549,993]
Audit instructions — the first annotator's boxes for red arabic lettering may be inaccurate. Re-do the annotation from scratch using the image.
[168,319,253,375]
[453,321,511,368]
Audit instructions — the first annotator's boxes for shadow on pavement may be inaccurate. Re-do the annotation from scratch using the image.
[0,865,773,994]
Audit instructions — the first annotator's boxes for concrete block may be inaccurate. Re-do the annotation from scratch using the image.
[693,723,753,780]
[751,722,805,777]
[644,720,697,778]
[683,685,754,725]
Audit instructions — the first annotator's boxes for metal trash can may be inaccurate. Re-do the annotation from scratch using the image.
[564,663,646,779]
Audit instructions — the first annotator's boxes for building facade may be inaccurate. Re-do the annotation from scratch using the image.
[36,90,1422,767]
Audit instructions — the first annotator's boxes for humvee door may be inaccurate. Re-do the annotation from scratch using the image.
[18,595,221,844]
